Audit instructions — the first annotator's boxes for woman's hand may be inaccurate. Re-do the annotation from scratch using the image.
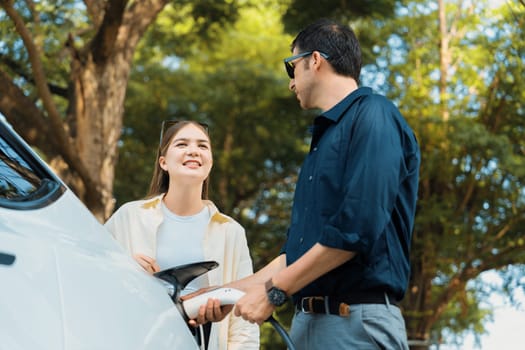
[188,299,234,327]
[181,287,234,327]
[133,253,160,274]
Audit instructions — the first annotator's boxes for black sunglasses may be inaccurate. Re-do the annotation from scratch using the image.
[159,120,209,144]
[283,51,330,79]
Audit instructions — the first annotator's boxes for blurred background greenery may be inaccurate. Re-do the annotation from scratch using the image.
[1,0,524,348]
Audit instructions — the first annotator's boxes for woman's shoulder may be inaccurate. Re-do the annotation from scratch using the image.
[205,201,244,230]
[112,196,163,216]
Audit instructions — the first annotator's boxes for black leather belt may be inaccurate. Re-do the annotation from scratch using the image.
[297,292,398,317]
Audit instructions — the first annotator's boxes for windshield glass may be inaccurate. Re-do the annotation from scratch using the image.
[0,122,64,209]
[0,136,41,199]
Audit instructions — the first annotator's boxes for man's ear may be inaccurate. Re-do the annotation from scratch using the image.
[311,51,324,71]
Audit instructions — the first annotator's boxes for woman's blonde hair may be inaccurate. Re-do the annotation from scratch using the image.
[146,120,210,199]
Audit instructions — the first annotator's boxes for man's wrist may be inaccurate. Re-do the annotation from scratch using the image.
[265,278,288,307]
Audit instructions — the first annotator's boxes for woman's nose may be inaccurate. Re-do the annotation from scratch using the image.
[186,145,199,156]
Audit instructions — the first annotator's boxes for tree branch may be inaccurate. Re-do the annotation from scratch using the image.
[120,0,169,50]
[0,69,52,152]
[83,0,107,28]
[1,1,97,193]
[90,0,128,63]
[0,54,68,98]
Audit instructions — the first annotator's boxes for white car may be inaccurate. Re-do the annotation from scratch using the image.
[0,118,201,350]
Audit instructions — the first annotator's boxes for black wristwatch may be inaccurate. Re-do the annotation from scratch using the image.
[265,279,288,307]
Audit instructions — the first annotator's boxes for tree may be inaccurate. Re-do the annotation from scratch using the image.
[282,0,396,32]
[359,0,525,348]
[281,0,401,67]
[0,0,241,221]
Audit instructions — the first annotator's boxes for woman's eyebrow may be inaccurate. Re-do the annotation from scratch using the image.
[172,137,210,143]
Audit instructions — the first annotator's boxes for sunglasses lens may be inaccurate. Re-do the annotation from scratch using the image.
[285,62,294,79]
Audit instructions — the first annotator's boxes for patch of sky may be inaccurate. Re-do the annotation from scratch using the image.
[162,56,184,71]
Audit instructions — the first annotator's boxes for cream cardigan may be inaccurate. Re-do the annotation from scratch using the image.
[105,195,259,350]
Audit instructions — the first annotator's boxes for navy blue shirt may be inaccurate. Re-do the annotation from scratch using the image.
[282,87,420,302]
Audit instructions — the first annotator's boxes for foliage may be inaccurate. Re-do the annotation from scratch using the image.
[2,0,524,348]
[281,0,399,64]
[282,0,397,32]
[117,0,306,245]
[0,0,247,220]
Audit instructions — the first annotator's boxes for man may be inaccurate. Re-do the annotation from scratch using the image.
[195,18,420,349]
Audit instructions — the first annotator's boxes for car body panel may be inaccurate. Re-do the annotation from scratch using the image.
[0,118,198,349]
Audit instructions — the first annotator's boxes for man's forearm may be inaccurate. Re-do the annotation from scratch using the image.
[227,254,287,291]
[272,243,355,296]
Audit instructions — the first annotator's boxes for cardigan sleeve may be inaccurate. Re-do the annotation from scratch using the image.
[222,222,260,350]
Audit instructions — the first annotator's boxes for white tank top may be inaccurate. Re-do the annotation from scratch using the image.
[157,202,210,295]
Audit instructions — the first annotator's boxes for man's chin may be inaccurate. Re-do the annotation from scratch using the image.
[298,100,310,110]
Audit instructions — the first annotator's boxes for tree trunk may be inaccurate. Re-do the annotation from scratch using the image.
[438,0,450,122]
[404,232,434,347]
[0,0,169,222]
[69,50,128,220]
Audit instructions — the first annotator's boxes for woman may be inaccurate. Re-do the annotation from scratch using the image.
[105,120,259,350]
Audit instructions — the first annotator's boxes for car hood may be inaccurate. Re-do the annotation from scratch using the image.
[0,190,197,350]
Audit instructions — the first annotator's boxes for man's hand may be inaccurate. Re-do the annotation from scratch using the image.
[133,254,160,274]
[234,283,275,325]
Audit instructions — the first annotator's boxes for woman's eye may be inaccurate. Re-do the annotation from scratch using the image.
[175,142,187,147]
[199,144,209,149]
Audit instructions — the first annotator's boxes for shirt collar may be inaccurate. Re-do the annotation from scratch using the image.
[319,87,372,123]
[308,87,372,149]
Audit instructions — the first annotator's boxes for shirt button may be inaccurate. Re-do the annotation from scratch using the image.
[313,147,317,151]
[308,175,313,181]
[299,237,303,243]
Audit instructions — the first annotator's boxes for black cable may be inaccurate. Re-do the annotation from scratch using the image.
[267,315,296,350]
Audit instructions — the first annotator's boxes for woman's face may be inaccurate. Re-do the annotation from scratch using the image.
[159,123,212,187]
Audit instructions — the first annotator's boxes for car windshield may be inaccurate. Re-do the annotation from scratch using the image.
[0,136,41,199]
[0,122,64,209]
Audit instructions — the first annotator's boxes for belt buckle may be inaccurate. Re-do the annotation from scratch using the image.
[300,297,312,314]
[300,296,324,314]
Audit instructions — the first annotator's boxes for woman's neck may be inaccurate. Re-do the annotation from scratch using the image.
[163,186,205,216]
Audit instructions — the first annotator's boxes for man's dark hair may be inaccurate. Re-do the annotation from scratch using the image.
[292,18,362,84]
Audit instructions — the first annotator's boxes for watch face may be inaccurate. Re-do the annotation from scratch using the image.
[268,287,287,306]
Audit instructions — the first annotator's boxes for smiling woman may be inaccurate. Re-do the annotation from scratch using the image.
[104,120,260,350]
[154,120,213,203]
[153,121,210,194]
